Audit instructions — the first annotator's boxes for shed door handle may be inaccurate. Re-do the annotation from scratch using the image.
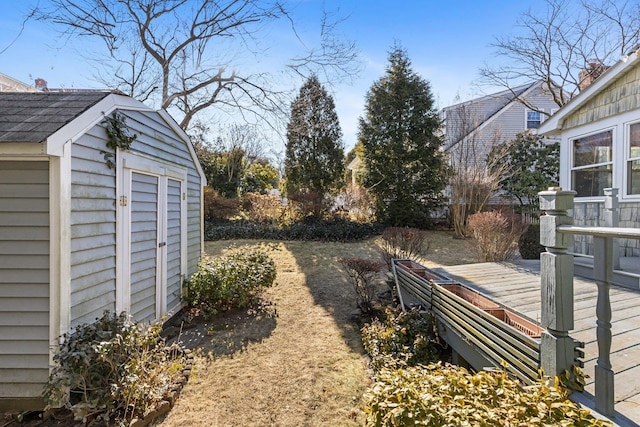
[159,242,167,247]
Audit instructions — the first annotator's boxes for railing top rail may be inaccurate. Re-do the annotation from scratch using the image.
[557,224,640,239]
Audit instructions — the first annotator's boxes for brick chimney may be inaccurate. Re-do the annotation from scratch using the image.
[578,61,609,91]
[34,78,48,91]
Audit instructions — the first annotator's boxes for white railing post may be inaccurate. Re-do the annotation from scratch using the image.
[594,235,615,416]
[539,187,576,378]
[603,188,620,270]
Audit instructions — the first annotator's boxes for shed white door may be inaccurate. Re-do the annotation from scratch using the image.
[118,158,186,323]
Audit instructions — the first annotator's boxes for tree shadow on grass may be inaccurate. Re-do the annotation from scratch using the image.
[280,238,387,353]
[166,301,277,360]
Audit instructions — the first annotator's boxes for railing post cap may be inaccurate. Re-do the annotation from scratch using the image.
[538,187,577,196]
[539,188,576,212]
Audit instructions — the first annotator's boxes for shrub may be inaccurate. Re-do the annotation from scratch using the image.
[379,227,430,271]
[204,187,240,221]
[204,218,382,242]
[184,248,277,316]
[468,211,527,262]
[364,362,607,427]
[519,222,546,259]
[339,257,386,314]
[341,184,376,222]
[241,192,285,224]
[361,307,441,372]
[44,311,186,425]
[287,190,328,219]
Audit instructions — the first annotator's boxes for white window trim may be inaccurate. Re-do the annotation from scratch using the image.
[526,110,542,130]
[623,120,640,199]
[569,127,614,200]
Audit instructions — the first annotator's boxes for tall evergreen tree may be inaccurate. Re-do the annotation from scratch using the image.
[285,76,345,213]
[358,46,446,227]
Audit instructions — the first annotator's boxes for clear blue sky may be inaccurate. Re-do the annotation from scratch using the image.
[1,1,539,152]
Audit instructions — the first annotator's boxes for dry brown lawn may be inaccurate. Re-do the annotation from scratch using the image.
[156,231,475,427]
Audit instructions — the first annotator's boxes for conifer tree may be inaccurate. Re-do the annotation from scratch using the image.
[358,46,446,227]
[285,76,345,215]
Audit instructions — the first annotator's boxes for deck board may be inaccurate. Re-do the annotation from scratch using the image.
[430,260,640,426]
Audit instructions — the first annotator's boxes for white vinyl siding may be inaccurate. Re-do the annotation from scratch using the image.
[0,161,50,399]
[129,172,158,323]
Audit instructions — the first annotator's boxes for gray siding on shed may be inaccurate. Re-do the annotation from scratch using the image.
[67,109,201,325]
[70,129,117,326]
[0,161,50,398]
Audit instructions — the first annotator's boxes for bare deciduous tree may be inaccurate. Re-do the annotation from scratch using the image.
[444,101,512,238]
[480,0,640,108]
[38,0,359,130]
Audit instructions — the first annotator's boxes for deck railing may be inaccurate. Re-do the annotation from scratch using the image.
[539,187,640,417]
[572,188,621,269]
[392,260,542,383]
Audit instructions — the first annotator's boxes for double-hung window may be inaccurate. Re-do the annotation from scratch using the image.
[572,130,613,197]
[629,123,640,195]
[526,111,541,129]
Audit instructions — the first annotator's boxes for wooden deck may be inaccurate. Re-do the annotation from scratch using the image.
[430,260,640,427]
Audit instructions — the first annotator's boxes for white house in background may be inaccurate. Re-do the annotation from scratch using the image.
[0,91,205,409]
[441,80,559,161]
[440,80,560,205]
[537,47,640,258]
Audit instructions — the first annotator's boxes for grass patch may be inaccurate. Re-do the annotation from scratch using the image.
[158,232,475,426]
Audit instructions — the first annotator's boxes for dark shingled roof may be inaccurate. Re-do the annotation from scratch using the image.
[0,91,112,143]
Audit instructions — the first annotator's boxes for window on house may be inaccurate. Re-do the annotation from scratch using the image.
[526,111,541,129]
[572,130,613,197]
[628,123,640,195]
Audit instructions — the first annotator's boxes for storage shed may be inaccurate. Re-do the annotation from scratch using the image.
[0,91,205,409]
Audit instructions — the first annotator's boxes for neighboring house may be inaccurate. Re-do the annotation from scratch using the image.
[0,91,205,409]
[440,80,559,208]
[441,80,559,165]
[346,155,362,185]
[0,72,36,92]
[538,48,640,257]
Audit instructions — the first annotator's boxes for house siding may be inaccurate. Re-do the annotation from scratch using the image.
[573,201,640,257]
[444,82,559,169]
[0,161,50,400]
[562,67,640,129]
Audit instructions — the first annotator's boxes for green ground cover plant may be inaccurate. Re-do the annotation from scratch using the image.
[205,217,382,242]
[361,308,442,372]
[364,363,608,427]
[43,311,186,425]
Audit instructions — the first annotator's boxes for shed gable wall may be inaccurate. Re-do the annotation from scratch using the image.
[122,110,201,276]
[68,109,201,325]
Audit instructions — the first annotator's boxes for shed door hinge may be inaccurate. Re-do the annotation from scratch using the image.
[120,195,128,207]
[182,192,186,200]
